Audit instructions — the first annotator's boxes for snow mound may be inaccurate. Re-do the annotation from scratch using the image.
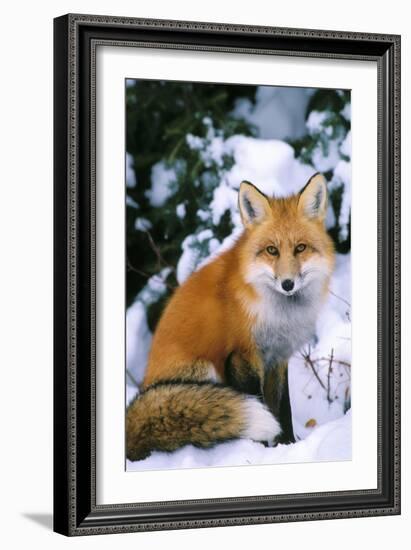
[126,410,351,472]
[126,301,152,387]
[224,136,314,198]
[146,161,182,207]
[232,86,313,140]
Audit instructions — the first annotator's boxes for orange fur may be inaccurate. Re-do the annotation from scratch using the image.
[143,174,335,387]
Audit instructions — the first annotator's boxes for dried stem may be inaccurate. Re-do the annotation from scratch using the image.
[329,289,351,309]
[318,357,351,368]
[126,259,151,279]
[126,369,140,389]
[329,289,351,321]
[301,348,327,392]
[127,257,176,291]
[144,229,171,271]
[301,347,350,402]
[326,348,334,404]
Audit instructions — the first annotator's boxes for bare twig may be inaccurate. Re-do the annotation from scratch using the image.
[318,357,351,368]
[144,229,172,271]
[301,348,327,392]
[126,369,140,389]
[329,289,351,321]
[341,364,351,380]
[127,257,176,291]
[329,289,351,309]
[300,346,351,405]
[126,259,151,279]
[326,348,334,404]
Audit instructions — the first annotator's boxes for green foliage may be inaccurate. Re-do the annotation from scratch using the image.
[307,89,350,114]
[126,80,257,322]
[290,89,351,252]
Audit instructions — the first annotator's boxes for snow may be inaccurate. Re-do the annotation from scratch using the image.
[126,153,136,188]
[198,227,244,271]
[145,161,179,207]
[126,301,152,387]
[197,228,214,242]
[176,202,186,219]
[126,412,351,472]
[311,139,341,173]
[224,136,314,198]
[202,136,225,168]
[197,208,211,222]
[186,133,203,150]
[210,183,238,225]
[126,195,139,209]
[340,130,351,158]
[289,254,351,439]
[330,159,351,242]
[306,110,329,134]
[134,217,152,231]
[176,235,200,285]
[176,231,216,284]
[126,268,172,384]
[305,108,350,174]
[325,201,336,230]
[186,131,315,205]
[137,267,171,307]
[341,103,352,121]
[232,86,313,140]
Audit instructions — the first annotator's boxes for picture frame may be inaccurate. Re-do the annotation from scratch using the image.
[53,13,401,536]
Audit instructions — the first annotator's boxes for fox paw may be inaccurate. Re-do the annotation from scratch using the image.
[242,397,281,444]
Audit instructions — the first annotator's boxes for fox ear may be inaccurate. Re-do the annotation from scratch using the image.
[239,181,271,227]
[298,173,328,221]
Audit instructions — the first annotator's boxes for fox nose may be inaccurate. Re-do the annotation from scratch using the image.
[281,279,294,292]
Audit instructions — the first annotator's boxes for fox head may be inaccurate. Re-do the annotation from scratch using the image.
[238,173,335,298]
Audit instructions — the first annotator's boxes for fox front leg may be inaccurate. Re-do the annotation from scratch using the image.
[224,351,265,400]
[263,362,295,444]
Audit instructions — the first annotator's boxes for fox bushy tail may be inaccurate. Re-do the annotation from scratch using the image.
[126,381,281,461]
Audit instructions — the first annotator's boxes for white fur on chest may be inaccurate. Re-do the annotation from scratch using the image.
[249,286,322,367]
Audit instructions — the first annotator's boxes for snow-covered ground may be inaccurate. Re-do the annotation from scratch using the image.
[127,412,351,472]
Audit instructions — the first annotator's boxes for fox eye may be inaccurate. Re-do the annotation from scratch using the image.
[295,243,307,254]
[266,245,279,256]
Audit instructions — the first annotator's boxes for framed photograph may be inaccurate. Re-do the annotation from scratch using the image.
[53,14,401,536]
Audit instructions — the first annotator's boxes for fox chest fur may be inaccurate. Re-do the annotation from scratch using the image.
[249,285,322,368]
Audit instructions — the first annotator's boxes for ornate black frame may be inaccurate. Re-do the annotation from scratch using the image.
[53,13,401,536]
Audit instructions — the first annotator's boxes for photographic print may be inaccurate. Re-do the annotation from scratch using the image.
[125,79,352,471]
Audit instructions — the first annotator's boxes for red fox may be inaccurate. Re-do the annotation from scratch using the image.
[126,173,335,461]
